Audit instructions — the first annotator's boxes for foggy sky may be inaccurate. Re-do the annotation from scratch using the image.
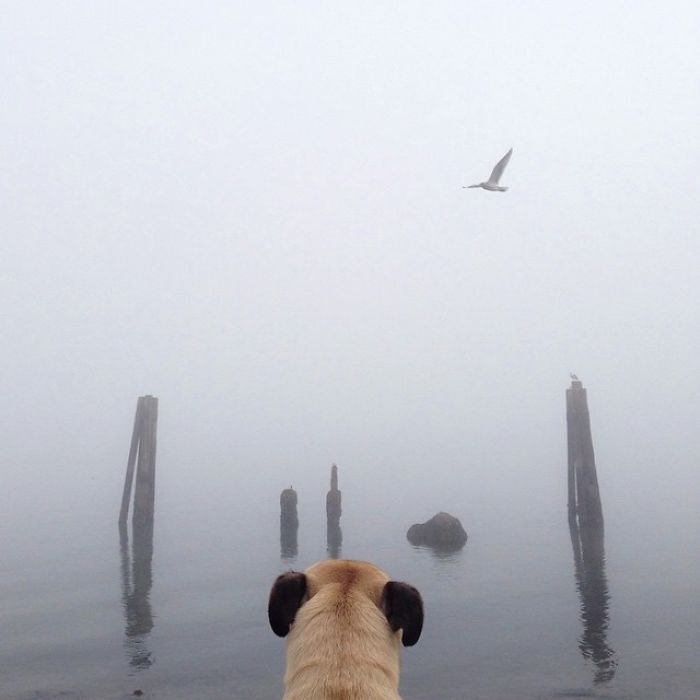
[1,2,698,524]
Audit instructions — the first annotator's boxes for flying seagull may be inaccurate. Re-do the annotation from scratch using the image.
[464,148,513,192]
[570,373,579,381]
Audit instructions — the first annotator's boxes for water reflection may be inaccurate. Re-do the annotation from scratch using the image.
[409,543,464,563]
[280,525,298,560]
[326,520,342,559]
[118,520,155,671]
[569,513,617,683]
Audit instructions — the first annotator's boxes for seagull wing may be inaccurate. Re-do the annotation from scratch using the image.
[487,148,512,185]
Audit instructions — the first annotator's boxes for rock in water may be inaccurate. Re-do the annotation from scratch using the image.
[407,512,468,549]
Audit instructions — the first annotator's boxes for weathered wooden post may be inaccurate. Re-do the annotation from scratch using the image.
[133,396,158,528]
[326,464,342,558]
[119,395,158,527]
[326,463,342,522]
[566,378,616,683]
[119,397,144,525]
[566,379,603,533]
[280,487,299,559]
[280,487,299,529]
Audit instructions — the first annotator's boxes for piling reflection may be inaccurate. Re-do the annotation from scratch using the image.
[119,520,155,671]
[280,526,298,560]
[326,520,342,559]
[569,514,617,684]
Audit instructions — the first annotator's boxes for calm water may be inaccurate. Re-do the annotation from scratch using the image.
[1,470,699,700]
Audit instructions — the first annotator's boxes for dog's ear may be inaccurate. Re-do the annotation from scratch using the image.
[268,571,307,637]
[381,580,424,646]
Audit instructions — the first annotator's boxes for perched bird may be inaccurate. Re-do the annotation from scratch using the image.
[570,373,579,381]
[464,148,513,192]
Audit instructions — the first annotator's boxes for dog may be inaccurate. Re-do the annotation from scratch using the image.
[268,559,423,700]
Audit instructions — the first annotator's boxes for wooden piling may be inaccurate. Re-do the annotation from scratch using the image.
[133,396,158,528]
[566,379,616,682]
[119,397,144,525]
[326,464,342,558]
[326,463,342,523]
[280,487,299,529]
[280,487,299,559]
[119,395,158,527]
[566,380,603,532]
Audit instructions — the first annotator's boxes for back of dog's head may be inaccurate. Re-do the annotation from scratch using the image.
[268,559,424,647]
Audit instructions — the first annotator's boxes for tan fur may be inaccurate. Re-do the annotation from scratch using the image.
[282,560,404,700]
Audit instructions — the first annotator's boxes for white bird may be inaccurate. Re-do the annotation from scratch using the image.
[464,148,513,191]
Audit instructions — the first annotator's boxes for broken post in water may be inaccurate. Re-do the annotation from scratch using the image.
[119,395,159,527]
[280,487,299,559]
[326,464,342,558]
[326,463,342,522]
[566,378,617,683]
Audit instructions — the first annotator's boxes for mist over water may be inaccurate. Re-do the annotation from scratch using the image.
[1,2,699,699]
[2,444,699,699]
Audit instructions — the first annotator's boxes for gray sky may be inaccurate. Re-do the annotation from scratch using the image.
[1,2,698,520]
